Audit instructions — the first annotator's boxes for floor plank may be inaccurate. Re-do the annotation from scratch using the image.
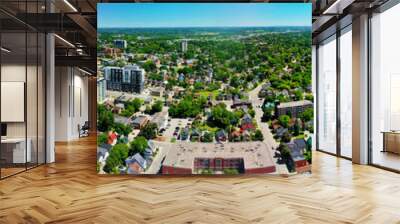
[0,136,400,224]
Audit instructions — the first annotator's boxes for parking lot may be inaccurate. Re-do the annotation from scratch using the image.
[162,118,191,142]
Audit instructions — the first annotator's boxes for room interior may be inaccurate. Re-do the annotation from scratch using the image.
[313,0,400,172]
[0,22,46,178]
[0,0,97,179]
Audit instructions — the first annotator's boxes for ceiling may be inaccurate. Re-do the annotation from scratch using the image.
[0,0,97,74]
[312,0,390,43]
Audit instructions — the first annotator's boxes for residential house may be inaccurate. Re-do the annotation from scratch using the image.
[231,98,252,109]
[188,78,195,85]
[216,129,227,142]
[286,139,309,172]
[241,114,253,125]
[132,116,149,129]
[242,130,251,141]
[178,73,185,82]
[230,130,242,142]
[126,153,147,174]
[241,114,255,131]
[150,87,164,97]
[107,131,118,146]
[97,143,112,163]
[275,127,288,139]
[143,96,153,105]
[114,115,131,126]
[113,103,125,114]
[103,99,114,110]
[173,86,185,98]
[144,148,153,163]
[114,94,133,105]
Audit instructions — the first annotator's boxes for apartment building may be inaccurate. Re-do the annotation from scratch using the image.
[104,65,145,94]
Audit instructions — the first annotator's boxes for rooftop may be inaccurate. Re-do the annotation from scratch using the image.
[132,116,148,124]
[150,87,165,92]
[114,115,130,125]
[151,111,168,125]
[163,142,275,171]
[277,100,312,109]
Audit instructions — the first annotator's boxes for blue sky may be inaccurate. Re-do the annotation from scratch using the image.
[98,3,311,28]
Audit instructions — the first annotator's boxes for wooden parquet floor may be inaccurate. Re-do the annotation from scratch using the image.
[1,136,400,224]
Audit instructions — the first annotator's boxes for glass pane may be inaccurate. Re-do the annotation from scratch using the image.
[1,31,27,177]
[27,31,38,169]
[38,33,45,165]
[317,35,337,154]
[340,27,352,158]
[371,4,400,171]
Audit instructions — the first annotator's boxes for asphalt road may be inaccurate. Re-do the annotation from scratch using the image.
[248,83,288,175]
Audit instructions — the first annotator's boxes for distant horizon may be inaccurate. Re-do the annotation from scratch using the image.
[98,3,311,28]
[99,25,312,29]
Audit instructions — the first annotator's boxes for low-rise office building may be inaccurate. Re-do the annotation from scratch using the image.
[162,142,276,174]
[275,100,313,118]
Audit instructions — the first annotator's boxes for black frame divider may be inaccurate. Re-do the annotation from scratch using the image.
[315,21,353,162]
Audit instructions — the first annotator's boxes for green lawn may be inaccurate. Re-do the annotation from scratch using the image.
[197,90,220,100]
[193,122,219,132]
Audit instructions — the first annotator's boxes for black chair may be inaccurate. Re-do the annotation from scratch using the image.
[79,121,90,138]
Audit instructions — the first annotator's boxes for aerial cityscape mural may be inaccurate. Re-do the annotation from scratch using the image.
[97,3,313,175]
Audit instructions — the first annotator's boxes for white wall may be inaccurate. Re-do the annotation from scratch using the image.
[1,64,26,138]
[55,67,89,141]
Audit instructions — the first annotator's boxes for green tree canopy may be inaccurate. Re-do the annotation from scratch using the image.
[139,123,158,140]
[278,115,290,128]
[300,108,313,122]
[103,143,129,173]
[97,133,108,146]
[209,104,239,129]
[151,100,163,114]
[129,136,148,156]
[97,104,114,132]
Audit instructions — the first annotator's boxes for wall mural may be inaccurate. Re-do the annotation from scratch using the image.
[96,3,313,175]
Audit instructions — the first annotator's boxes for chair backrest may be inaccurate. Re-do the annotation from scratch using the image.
[82,121,90,129]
